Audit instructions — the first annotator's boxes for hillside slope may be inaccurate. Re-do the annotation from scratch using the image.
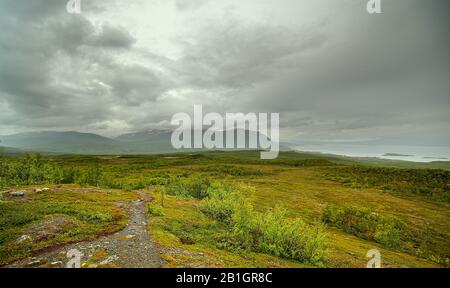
[0,132,120,154]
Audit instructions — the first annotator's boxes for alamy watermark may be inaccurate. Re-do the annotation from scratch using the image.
[367,0,382,14]
[66,0,81,14]
[366,249,382,268]
[66,249,82,268]
[170,105,280,160]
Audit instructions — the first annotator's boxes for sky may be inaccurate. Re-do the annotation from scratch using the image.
[0,0,449,147]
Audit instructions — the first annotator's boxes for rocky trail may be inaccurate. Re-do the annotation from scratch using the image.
[7,191,164,268]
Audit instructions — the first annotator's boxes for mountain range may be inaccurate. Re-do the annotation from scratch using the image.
[0,130,285,154]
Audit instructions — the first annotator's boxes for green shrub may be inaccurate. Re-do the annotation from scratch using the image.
[232,206,328,264]
[80,211,113,223]
[148,177,169,186]
[200,182,328,265]
[178,232,196,245]
[147,204,164,217]
[323,206,403,249]
[324,166,450,202]
[200,165,265,177]
[166,176,211,199]
[200,182,249,224]
[374,223,401,248]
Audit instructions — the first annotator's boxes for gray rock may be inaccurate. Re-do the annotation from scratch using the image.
[50,261,63,267]
[10,191,26,197]
[99,255,119,265]
[16,235,32,244]
[27,259,41,267]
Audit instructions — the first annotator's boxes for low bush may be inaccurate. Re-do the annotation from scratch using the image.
[200,181,328,265]
[233,206,328,264]
[322,206,402,248]
[374,223,401,248]
[147,204,164,217]
[178,232,196,245]
[80,212,113,223]
[200,165,265,177]
[200,182,249,224]
[166,176,211,199]
[323,166,450,202]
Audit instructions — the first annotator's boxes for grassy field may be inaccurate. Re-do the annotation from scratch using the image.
[0,151,449,267]
[0,185,138,266]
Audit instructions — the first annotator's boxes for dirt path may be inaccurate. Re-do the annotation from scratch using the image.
[7,191,164,268]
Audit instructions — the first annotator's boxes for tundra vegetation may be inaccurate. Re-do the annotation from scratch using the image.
[0,151,449,267]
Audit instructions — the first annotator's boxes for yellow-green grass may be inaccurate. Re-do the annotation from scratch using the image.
[0,185,138,266]
[1,152,448,268]
[147,190,308,268]
[148,165,447,268]
[245,167,448,267]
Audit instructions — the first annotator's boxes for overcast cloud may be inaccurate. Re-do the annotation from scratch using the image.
[0,0,448,146]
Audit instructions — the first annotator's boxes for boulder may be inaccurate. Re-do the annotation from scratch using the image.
[10,191,26,197]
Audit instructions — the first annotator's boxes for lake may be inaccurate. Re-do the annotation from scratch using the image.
[292,144,450,163]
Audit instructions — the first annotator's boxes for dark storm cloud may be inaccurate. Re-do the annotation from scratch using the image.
[197,0,450,145]
[178,21,329,89]
[0,0,64,20]
[106,65,168,105]
[89,25,136,49]
[0,0,167,133]
[51,18,136,52]
[0,0,448,146]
